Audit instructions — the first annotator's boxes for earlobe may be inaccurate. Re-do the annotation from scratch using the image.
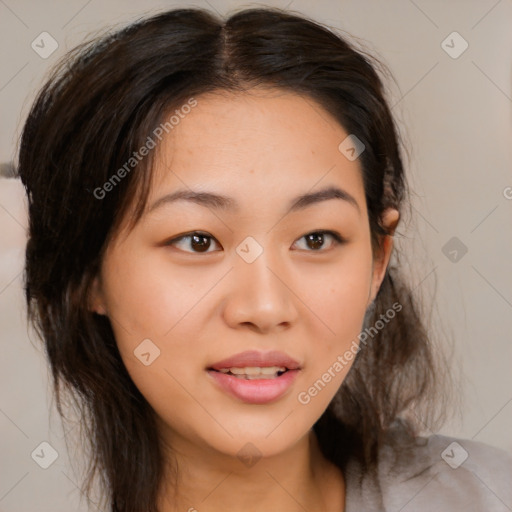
[88,276,107,316]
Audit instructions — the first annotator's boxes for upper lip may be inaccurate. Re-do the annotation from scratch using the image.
[208,350,301,371]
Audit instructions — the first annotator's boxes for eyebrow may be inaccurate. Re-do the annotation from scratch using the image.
[147,185,361,217]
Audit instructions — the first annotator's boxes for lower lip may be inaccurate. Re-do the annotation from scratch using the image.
[207,369,300,404]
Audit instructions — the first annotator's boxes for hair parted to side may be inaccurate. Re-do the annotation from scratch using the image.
[17,6,450,512]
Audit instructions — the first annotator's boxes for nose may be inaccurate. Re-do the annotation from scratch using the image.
[222,247,299,334]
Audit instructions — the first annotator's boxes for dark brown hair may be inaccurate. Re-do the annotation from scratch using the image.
[17,6,448,511]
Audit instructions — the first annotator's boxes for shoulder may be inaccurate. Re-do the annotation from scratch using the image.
[379,432,512,511]
[344,425,512,512]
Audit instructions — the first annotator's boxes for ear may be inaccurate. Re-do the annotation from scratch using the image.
[368,207,400,305]
[88,275,108,316]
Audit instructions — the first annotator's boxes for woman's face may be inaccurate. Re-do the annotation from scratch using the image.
[91,88,397,461]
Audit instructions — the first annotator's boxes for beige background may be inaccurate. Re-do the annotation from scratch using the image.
[1,0,511,510]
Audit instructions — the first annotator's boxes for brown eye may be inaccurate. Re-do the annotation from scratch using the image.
[305,233,324,250]
[166,232,221,253]
[293,231,344,252]
[189,234,212,252]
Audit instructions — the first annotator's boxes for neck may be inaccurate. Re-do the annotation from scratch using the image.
[156,429,345,512]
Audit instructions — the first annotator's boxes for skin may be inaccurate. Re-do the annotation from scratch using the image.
[90,87,399,512]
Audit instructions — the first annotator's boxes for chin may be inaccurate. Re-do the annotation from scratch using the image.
[198,417,315,463]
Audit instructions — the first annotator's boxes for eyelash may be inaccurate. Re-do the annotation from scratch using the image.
[165,230,346,254]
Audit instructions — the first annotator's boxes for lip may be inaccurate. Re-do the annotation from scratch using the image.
[207,369,300,404]
[208,350,301,371]
[207,350,301,404]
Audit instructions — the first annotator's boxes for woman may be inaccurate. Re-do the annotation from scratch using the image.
[17,6,511,512]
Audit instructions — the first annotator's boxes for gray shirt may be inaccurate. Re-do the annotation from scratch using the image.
[344,430,512,511]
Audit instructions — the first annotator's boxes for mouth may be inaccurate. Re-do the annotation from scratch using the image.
[212,366,289,380]
[206,351,301,404]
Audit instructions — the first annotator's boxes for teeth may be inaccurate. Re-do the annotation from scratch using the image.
[217,366,287,378]
[230,366,285,375]
[244,374,278,380]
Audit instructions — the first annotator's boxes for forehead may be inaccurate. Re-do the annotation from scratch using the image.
[149,88,366,215]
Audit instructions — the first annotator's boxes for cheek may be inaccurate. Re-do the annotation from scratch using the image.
[111,346,217,456]
[102,249,223,339]
[295,247,372,345]
[100,252,226,417]
[291,249,372,408]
